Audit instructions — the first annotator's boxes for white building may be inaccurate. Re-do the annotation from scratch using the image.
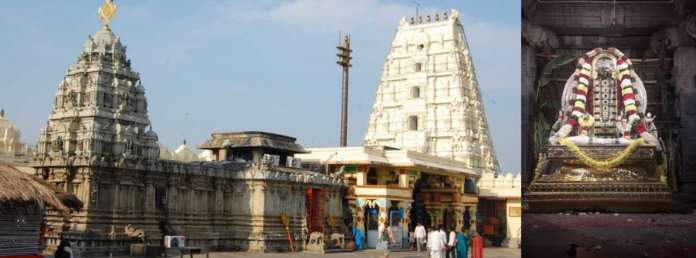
[477,172,522,248]
[363,10,500,175]
[0,109,25,158]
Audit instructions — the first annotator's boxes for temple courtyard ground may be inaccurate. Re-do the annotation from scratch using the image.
[522,212,696,258]
[41,248,521,258]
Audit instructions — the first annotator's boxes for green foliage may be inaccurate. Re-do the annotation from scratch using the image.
[533,52,576,155]
[536,51,577,101]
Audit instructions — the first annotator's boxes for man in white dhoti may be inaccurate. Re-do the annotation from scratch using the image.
[429,225,446,258]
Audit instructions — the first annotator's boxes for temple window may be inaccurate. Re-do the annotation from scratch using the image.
[409,116,418,130]
[418,44,424,51]
[414,63,422,72]
[155,188,166,211]
[411,87,421,98]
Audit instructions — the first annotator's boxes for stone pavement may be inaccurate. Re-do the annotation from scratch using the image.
[40,248,520,258]
[200,248,520,258]
[523,213,696,258]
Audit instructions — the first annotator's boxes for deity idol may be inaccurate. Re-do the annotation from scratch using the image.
[525,48,671,212]
[548,48,660,149]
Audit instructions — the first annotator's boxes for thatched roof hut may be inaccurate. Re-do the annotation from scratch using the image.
[0,161,83,256]
[0,161,83,215]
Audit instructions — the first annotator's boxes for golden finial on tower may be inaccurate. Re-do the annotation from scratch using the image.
[427,14,431,23]
[436,13,440,22]
[98,0,118,31]
[410,17,415,25]
[0,109,4,117]
[444,11,448,21]
[418,16,423,24]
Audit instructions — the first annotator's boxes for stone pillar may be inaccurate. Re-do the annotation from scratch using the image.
[214,179,225,215]
[144,173,156,212]
[79,169,96,210]
[401,202,411,247]
[218,148,227,161]
[378,201,389,248]
[168,178,179,213]
[112,177,121,211]
[521,44,537,186]
[671,46,696,189]
[398,173,409,188]
[452,209,463,233]
[468,206,477,233]
[377,169,389,185]
[355,205,366,231]
[356,170,367,186]
[252,182,266,216]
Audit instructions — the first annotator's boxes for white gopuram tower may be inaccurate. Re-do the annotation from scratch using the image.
[363,10,499,175]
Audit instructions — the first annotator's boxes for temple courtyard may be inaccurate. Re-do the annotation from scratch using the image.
[40,248,521,258]
[522,213,696,258]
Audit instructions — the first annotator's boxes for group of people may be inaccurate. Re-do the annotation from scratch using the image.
[349,221,484,258]
[411,222,484,258]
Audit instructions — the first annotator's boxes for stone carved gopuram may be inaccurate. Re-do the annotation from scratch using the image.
[362,9,500,175]
[30,3,344,256]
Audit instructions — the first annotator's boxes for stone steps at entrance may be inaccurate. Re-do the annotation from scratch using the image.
[483,234,507,247]
[324,248,354,253]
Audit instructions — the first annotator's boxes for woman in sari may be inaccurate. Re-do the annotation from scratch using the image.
[471,231,484,258]
[351,225,364,250]
[455,228,470,258]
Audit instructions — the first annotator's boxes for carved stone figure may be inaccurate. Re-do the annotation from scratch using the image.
[121,91,131,105]
[124,139,135,155]
[52,136,64,152]
[125,224,146,239]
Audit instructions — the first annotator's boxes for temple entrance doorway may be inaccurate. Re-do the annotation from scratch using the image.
[409,181,431,231]
[388,208,404,249]
[477,198,506,236]
[364,207,380,248]
[306,188,326,233]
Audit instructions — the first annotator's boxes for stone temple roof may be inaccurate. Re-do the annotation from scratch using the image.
[197,131,308,154]
[82,29,126,57]
[0,110,21,141]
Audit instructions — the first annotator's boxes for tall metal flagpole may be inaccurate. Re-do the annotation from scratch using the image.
[336,34,353,147]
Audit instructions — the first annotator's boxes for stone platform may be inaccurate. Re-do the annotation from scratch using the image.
[525,144,672,213]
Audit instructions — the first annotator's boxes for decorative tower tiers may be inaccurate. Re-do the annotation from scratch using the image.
[32,27,160,166]
[363,10,500,175]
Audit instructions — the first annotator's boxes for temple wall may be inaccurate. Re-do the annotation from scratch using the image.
[32,159,344,256]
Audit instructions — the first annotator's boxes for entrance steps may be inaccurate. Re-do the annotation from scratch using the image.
[483,234,507,247]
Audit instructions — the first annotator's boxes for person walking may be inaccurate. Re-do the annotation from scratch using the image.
[438,225,447,258]
[455,228,471,258]
[380,222,395,258]
[415,222,427,251]
[471,231,484,258]
[446,227,457,258]
[428,225,446,258]
[409,227,415,250]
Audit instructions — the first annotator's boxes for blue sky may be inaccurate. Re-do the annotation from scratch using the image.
[0,0,521,175]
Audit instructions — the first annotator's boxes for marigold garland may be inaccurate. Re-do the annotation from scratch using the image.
[657,153,667,185]
[558,138,645,169]
[578,114,595,135]
[532,153,543,182]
